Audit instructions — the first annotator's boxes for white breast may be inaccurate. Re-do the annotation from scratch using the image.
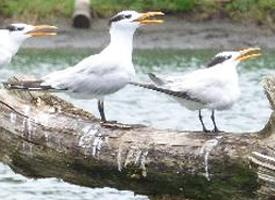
[0,49,12,68]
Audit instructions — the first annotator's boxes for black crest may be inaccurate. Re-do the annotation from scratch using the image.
[1,25,24,32]
[108,14,132,25]
[206,55,232,68]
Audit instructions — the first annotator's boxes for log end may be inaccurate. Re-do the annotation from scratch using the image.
[258,75,275,137]
[73,14,91,29]
[263,75,275,110]
[72,0,91,29]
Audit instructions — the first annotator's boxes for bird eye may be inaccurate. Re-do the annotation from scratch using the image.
[227,55,232,59]
[5,25,24,32]
[125,14,132,19]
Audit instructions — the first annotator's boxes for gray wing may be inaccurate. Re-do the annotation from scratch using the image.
[42,54,129,98]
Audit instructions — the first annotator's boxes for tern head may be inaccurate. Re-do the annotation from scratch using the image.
[207,48,261,68]
[109,10,164,31]
[2,23,58,42]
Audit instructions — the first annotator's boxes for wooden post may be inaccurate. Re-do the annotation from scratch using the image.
[1,76,275,199]
[72,0,91,29]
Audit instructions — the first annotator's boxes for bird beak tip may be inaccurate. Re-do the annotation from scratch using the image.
[26,25,58,37]
[135,11,165,25]
[236,47,262,62]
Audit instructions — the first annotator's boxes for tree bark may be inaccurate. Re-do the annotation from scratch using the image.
[1,76,275,200]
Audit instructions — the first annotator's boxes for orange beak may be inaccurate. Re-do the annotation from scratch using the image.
[134,11,164,25]
[235,47,261,62]
[26,25,58,37]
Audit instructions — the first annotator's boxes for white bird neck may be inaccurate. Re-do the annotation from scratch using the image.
[0,31,23,56]
[107,27,135,60]
[214,61,238,72]
[215,62,239,83]
[224,62,238,72]
[8,39,22,56]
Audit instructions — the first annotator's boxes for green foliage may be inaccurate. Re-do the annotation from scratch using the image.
[1,0,275,25]
[90,0,197,16]
[225,0,275,23]
[0,0,74,20]
[0,0,198,19]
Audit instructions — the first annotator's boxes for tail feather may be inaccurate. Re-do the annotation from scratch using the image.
[148,73,165,85]
[3,80,61,91]
[130,82,201,103]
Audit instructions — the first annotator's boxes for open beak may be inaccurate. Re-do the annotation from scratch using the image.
[134,11,164,25]
[235,47,261,62]
[26,25,58,37]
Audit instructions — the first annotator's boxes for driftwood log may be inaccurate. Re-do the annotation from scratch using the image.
[1,76,275,200]
[72,0,91,28]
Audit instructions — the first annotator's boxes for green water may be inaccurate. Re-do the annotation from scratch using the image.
[0,49,273,200]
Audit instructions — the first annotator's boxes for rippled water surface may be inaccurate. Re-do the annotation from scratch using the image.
[0,49,273,199]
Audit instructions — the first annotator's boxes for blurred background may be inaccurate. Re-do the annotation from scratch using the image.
[1,0,275,24]
[1,0,275,49]
[0,1,274,200]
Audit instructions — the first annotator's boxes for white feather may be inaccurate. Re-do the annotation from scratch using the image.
[0,24,38,68]
[149,52,242,111]
[41,11,144,99]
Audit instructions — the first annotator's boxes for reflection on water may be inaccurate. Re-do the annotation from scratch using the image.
[0,49,273,199]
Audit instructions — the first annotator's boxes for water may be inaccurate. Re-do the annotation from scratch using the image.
[0,164,148,200]
[0,49,273,199]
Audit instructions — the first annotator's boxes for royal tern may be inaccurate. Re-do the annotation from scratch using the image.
[3,11,164,123]
[131,48,261,133]
[0,23,57,68]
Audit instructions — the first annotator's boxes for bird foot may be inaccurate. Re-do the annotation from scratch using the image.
[202,126,222,134]
[100,121,134,129]
[101,120,117,124]
[203,128,210,133]
[212,127,221,134]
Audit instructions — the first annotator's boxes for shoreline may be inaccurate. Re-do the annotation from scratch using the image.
[18,16,275,50]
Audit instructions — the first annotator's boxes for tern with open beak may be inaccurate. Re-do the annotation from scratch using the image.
[0,23,57,68]
[130,48,261,133]
[3,11,164,123]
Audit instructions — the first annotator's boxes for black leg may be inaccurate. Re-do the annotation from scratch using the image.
[211,110,220,133]
[97,100,131,129]
[199,110,209,133]
[97,99,106,122]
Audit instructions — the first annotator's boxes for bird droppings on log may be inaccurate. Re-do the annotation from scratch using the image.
[1,76,275,199]
[199,136,222,181]
[78,124,101,156]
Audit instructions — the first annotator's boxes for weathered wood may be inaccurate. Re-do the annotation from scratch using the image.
[1,76,275,199]
[72,0,91,29]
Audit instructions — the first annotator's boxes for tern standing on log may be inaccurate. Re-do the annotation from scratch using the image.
[131,48,261,133]
[0,23,57,68]
[4,11,164,122]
